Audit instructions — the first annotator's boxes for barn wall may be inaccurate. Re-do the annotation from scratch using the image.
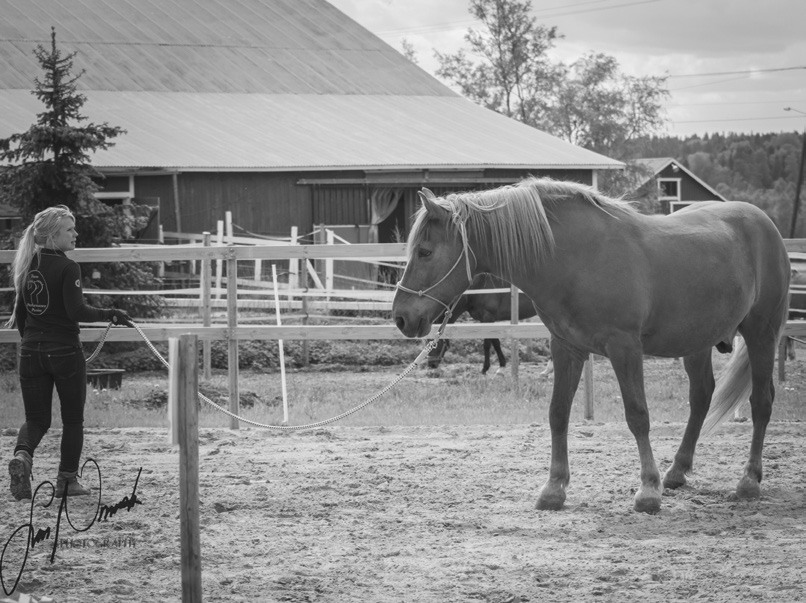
[124,168,596,241]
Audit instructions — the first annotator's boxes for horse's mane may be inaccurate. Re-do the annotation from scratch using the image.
[407,177,635,278]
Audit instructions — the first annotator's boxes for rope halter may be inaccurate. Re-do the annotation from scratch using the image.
[396,199,475,322]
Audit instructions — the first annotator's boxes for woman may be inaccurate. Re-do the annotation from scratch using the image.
[6,205,131,501]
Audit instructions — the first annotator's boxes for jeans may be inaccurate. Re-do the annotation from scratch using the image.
[15,343,86,473]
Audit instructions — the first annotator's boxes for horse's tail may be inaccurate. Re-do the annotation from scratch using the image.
[700,338,752,438]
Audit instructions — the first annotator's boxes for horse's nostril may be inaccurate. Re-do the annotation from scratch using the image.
[395,316,405,332]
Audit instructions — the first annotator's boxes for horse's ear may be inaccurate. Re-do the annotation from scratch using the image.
[418,188,442,217]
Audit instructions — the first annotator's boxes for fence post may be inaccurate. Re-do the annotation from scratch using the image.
[510,284,519,384]
[288,225,299,302]
[201,232,212,381]
[227,248,240,430]
[158,224,165,279]
[325,228,334,301]
[175,334,202,603]
[215,221,223,300]
[583,358,594,420]
[301,267,310,367]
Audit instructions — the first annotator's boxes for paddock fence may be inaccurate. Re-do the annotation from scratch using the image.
[2,238,805,426]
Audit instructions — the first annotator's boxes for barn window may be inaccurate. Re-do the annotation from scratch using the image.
[669,201,694,213]
[657,178,681,201]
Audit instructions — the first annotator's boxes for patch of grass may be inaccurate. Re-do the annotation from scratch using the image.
[1,347,804,432]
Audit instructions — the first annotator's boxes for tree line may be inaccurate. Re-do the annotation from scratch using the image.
[636,131,805,236]
[409,0,804,236]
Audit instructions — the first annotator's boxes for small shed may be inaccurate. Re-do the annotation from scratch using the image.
[632,158,727,215]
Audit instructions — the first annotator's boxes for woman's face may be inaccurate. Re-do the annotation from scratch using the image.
[51,216,77,252]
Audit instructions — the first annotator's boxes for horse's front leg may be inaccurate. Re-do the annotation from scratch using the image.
[536,341,586,511]
[607,339,662,514]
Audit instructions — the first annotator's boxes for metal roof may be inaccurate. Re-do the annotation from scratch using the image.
[0,0,623,172]
[0,0,456,95]
[1,89,622,170]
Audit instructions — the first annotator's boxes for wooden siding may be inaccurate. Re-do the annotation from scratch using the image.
[656,164,721,202]
[312,185,369,228]
[121,168,599,243]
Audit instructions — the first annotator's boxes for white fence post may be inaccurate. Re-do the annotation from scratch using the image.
[288,225,299,302]
[325,229,334,301]
[201,232,212,381]
[215,220,224,300]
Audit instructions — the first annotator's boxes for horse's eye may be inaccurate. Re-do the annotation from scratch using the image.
[418,248,432,258]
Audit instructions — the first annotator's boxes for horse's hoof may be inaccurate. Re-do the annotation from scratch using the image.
[536,485,566,511]
[662,467,686,490]
[736,476,761,500]
[634,487,662,514]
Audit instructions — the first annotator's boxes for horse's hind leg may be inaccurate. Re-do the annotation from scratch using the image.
[491,338,507,375]
[736,331,777,499]
[663,349,714,489]
[481,339,493,374]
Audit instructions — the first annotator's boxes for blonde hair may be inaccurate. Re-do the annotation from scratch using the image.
[6,205,75,328]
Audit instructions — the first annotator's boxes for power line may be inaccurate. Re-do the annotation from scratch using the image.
[668,65,806,78]
[672,115,806,125]
[375,0,662,37]
[670,75,753,92]
[668,100,806,108]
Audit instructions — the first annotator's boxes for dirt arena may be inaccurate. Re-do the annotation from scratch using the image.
[1,417,804,603]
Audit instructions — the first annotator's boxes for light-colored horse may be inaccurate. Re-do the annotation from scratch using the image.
[392,178,790,514]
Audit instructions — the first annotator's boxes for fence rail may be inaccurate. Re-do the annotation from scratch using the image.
[3,238,806,425]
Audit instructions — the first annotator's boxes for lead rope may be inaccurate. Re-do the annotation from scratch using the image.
[85,322,113,364]
[113,313,458,432]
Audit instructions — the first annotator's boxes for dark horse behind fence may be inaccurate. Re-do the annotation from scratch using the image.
[393,177,790,514]
[426,274,542,374]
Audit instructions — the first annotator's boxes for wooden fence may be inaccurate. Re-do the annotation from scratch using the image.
[2,240,806,426]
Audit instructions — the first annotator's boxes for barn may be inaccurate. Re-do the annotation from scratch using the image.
[632,157,727,214]
[0,0,621,251]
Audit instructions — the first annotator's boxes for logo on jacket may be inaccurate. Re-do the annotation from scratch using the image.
[24,271,49,315]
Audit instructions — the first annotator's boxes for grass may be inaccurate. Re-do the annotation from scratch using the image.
[1,347,804,432]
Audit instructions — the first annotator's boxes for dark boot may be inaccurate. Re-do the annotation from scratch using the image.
[9,450,33,501]
[55,470,90,498]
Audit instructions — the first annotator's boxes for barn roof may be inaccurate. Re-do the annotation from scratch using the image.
[0,0,623,172]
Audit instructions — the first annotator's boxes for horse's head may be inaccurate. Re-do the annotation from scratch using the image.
[393,188,473,338]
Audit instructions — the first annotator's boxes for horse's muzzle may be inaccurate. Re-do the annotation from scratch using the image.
[393,313,430,338]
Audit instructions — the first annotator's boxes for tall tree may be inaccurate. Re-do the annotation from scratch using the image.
[435,0,562,125]
[543,53,669,159]
[0,28,162,317]
[434,0,670,196]
[0,28,125,222]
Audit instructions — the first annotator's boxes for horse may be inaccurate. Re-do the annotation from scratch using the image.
[426,274,545,374]
[392,177,790,514]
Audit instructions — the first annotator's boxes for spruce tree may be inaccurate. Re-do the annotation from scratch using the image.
[1,27,162,319]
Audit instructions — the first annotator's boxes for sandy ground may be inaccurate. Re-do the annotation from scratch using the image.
[1,413,804,603]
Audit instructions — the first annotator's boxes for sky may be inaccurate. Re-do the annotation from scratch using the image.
[328,0,806,138]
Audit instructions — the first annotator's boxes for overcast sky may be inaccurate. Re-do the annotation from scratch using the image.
[328,0,806,138]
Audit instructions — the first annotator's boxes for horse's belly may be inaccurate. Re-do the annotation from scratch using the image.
[641,307,745,357]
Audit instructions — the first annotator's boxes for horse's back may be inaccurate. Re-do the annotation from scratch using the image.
[633,202,789,354]
[670,201,788,285]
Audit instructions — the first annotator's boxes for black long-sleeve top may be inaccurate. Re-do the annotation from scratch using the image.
[14,248,113,347]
